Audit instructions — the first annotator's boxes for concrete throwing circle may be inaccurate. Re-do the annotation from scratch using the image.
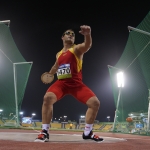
[0,132,127,143]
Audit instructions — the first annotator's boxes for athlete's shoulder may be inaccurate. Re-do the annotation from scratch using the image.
[72,44,82,53]
[72,44,84,58]
[72,44,76,49]
[56,50,63,59]
[69,44,76,53]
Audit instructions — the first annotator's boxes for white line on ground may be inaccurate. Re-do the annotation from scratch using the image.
[0,132,127,141]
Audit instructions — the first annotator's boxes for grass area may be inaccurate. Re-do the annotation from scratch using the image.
[0,126,150,136]
[0,126,111,133]
[0,126,82,131]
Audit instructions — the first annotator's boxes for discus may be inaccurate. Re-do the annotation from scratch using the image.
[41,72,54,84]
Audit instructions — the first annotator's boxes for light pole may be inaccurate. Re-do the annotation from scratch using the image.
[32,113,36,119]
[112,72,124,131]
[0,109,3,120]
[19,112,23,124]
[80,115,85,124]
[64,116,67,121]
[107,116,110,122]
[31,113,36,125]
[80,115,85,119]
[147,89,150,132]
[0,109,3,115]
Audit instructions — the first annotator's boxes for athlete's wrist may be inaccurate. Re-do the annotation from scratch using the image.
[84,32,91,36]
[48,72,54,76]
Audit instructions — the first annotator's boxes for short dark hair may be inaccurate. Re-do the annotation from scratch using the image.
[62,29,75,37]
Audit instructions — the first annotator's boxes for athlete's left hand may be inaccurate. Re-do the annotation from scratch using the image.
[79,25,91,35]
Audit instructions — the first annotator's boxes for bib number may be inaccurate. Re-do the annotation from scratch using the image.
[57,64,72,79]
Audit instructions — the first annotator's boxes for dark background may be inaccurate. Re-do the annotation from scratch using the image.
[0,1,150,122]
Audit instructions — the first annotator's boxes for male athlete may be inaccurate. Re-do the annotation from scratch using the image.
[35,25,103,142]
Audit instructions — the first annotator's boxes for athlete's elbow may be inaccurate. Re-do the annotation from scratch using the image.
[83,46,92,53]
[86,43,92,51]
[87,41,92,48]
[89,43,92,49]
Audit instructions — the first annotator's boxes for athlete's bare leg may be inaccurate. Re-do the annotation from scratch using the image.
[85,96,100,124]
[34,92,57,142]
[42,92,57,124]
[83,96,103,141]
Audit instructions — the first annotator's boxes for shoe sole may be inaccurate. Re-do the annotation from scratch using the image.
[34,138,49,142]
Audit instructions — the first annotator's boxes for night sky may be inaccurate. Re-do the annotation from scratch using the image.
[0,1,150,122]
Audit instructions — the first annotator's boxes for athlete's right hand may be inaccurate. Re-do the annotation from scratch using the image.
[41,72,54,84]
[79,25,91,36]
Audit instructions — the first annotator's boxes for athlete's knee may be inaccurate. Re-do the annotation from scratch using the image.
[43,92,57,105]
[86,96,100,108]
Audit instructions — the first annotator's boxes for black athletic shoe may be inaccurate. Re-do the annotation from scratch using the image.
[34,129,49,142]
[82,130,104,142]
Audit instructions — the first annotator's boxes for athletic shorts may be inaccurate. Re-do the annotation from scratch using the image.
[46,79,96,104]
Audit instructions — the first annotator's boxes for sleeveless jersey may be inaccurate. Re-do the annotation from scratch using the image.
[56,45,83,81]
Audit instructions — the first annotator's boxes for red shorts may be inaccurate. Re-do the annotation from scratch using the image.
[46,79,96,104]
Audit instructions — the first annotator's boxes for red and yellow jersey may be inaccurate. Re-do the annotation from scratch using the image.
[56,45,83,81]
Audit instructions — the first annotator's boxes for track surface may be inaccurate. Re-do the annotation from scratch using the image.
[0,129,150,150]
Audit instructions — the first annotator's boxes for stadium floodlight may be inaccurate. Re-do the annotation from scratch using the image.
[20,112,23,115]
[112,72,124,131]
[32,113,36,116]
[80,115,85,118]
[0,109,3,112]
[31,113,36,119]
[117,72,124,87]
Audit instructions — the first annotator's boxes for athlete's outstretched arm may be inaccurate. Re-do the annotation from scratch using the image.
[49,54,59,75]
[75,25,92,54]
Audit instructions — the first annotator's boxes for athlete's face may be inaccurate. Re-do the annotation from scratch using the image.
[62,30,75,44]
